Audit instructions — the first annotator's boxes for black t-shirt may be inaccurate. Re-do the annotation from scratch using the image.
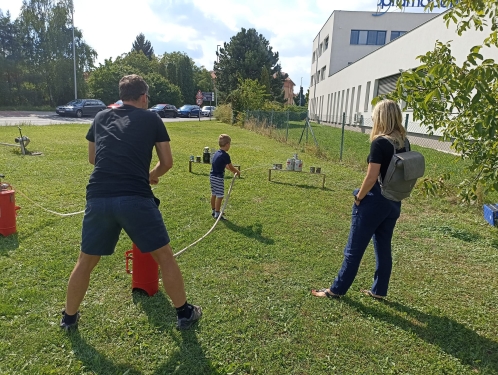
[210,149,231,178]
[368,137,407,181]
[85,105,170,199]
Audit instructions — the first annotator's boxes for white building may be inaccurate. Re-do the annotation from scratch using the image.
[308,8,498,145]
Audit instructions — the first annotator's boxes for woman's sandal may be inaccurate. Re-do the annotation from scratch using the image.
[360,289,385,300]
[311,288,340,299]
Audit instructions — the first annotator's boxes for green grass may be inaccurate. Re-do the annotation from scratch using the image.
[0,121,497,374]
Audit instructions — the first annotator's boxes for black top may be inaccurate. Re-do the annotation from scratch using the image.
[210,149,231,178]
[85,105,170,199]
[368,136,407,181]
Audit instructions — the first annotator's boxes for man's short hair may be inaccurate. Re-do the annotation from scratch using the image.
[119,74,149,101]
[219,134,231,147]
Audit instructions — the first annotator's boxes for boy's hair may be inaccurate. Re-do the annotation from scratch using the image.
[119,74,149,101]
[219,134,231,147]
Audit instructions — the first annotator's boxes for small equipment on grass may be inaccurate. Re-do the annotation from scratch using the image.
[0,126,40,156]
[483,204,498,227]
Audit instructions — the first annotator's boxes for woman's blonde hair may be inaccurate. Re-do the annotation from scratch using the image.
[370,99,406,148]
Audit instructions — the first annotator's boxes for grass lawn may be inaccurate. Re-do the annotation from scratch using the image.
[0,121,497,375]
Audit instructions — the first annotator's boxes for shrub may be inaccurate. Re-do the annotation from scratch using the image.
[214,103,233,124]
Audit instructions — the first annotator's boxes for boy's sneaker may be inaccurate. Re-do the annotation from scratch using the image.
[60,310,80,331]
[177,305,202,330]
[214,214,227,221]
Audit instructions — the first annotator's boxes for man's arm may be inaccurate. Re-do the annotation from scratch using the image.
[149,141,173,185]
[88,141,95,165]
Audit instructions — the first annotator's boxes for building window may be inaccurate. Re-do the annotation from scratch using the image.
[312,51,315,63]
[324,36,329,51]
[319,43,323,56]
[321,66,326,81]
[311,75,314,86]
[350,30,386,45]
[364,81,371,112]
[390,31,406,41]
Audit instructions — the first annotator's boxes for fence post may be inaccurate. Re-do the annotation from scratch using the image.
[270,110,274,127]
[340,112,346,161]
[360,115,364,127]
[405,113,409,132]
[286,110,289,142]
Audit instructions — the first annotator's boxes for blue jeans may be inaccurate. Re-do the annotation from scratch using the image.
[330,183,401,297]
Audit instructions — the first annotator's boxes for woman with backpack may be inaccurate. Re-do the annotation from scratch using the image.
[312,99,408,299]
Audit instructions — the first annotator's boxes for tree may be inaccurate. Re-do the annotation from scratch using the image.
[294,86,305,106]
[227,78,269,114]
[144,72,182,107]
[8,0,96,105]
[131,33,154,59]
[214,28,286,103]
[376,0,498,203]
[193,65,212,92]
[87,58,133,104]
[159,52,195,103]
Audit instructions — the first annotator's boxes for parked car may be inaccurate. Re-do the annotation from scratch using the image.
[148,104,178,118]
[201,106,216,116]
[56,99,106,118]
[177,105,201,118]
[107,100,123,109]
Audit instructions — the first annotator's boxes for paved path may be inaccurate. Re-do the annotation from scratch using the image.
[0,111,214,126]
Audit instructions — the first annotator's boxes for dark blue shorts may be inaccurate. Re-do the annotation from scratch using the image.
[81,196,170,255]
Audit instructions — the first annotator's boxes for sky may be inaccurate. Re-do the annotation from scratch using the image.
[0,0,444,93]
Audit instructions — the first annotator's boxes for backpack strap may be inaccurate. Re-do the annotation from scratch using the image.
[377,136,410,185]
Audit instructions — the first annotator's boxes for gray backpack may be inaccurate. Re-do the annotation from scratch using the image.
[378,137,425,202]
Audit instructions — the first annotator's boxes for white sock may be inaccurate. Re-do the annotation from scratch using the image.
[214,211,220,218]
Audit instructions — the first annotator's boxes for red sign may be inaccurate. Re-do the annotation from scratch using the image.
[195,90,203,99]
[196,98,203,105]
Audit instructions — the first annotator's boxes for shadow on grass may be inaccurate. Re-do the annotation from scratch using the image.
[344,298,498,372]
[269,180,332,191]
[68,330,143,375]
[0,233,19,255]
[133,291,217,374]
[221,220,274,245]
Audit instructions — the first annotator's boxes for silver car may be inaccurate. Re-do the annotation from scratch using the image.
[201,106,216,117]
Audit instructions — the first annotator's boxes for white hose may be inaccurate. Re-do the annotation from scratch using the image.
[173,174,237,257]
[16,189,85,217]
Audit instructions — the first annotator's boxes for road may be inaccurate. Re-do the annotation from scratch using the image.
[0,111,215,126]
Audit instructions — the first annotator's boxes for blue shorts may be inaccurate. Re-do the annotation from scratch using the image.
[210,175,225,198]
[81,196,170,255]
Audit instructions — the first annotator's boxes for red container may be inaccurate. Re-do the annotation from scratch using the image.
[125,243,159,296]
[0,187,20,237]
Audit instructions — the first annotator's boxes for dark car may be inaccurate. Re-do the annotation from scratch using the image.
[56,99,106,118]
[177,105,201,118]
[148,104,178,118]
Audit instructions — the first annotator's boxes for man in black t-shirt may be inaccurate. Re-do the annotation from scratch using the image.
[61,75,201,331]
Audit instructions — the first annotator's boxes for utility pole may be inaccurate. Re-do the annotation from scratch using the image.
[70,0,77,99]
[300,77,302,106]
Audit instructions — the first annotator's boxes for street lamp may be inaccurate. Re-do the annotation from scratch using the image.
[215,44,221,107]
[70,0,77,99]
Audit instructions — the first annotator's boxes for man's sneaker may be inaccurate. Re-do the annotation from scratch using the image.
[60,310,80,331]
[177,305,202,330]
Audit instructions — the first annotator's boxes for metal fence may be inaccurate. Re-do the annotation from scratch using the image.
[244,110,456,156]
[321,113,457,155]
